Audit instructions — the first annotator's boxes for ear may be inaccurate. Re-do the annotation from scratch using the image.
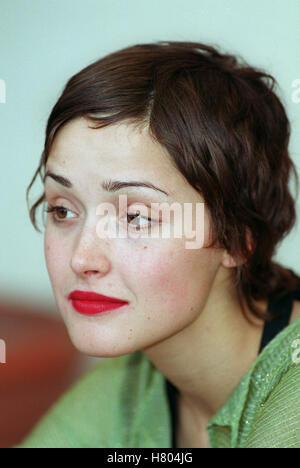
[221,228,254,268]
[221,250,243,268]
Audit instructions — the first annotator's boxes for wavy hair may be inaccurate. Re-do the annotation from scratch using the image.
[26,40,300,321]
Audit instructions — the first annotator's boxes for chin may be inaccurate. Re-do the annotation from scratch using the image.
[66,332,139,359]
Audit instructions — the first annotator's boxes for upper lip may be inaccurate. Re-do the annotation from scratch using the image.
[68,290,128,303]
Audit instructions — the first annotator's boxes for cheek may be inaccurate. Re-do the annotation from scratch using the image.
[146,260,189,308]
[119,244,196,308]
[44,230,69,284]
[120,241,220,315]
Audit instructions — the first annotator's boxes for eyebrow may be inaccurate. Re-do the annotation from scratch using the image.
[44,170,170,197]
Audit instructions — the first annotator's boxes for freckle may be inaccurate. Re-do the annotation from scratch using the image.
[143,246,147,249]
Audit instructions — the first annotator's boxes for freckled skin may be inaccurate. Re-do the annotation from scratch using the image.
[44,116,228,358]
[40,116,275,450]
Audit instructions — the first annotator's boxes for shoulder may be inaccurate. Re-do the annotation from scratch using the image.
[244,363,300,447]
[241,312,300,447]
[16,351,155,448]
[234,316,300,447]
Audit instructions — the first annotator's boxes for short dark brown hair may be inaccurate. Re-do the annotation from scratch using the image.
[27,40,300,321]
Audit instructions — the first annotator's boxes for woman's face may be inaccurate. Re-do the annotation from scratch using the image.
[44,116,225,357]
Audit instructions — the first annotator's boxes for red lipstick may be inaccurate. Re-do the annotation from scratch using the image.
[68,290,129,316]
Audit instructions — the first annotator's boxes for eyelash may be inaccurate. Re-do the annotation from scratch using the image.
[45,205,73,224]
[44,204,156,231]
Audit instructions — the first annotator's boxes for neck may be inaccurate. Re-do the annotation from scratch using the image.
[142,272,266,422]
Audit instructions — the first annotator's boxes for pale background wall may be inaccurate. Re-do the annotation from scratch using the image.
[0,0,299,313]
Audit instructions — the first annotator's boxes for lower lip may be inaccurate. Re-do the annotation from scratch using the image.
[70,299,129,316]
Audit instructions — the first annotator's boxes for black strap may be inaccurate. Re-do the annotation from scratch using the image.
[258,294,293,353]
[165,378,178,448]
[259,280,300,354]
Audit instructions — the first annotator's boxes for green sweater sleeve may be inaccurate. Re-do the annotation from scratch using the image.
[15,356,128,448]
[244,364,300,448]
[14,351,172,448]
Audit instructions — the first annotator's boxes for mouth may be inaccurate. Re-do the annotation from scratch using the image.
[68,290,129,316]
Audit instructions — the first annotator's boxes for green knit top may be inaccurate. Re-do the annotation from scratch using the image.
[16,316,300,448]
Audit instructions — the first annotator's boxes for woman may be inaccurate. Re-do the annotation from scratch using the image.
[19,41,300,448]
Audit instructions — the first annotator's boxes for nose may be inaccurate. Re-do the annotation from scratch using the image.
[70,224,111,278]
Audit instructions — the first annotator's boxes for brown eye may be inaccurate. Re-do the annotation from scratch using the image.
[126,209,153,231]
[56,207,68,219]
[45,204,75,223]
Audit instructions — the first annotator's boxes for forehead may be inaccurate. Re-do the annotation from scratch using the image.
[47,117,202,204]
[49,117,168,167]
